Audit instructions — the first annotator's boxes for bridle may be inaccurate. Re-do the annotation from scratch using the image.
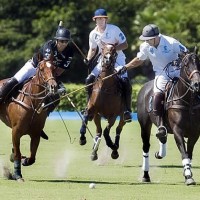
[101,44,117,71]
[37,60,56,85]
[167,53,200,106]
[181,53,200,80]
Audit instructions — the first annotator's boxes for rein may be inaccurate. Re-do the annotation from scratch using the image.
[13,61,56,110]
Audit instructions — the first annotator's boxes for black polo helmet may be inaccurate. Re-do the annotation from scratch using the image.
[139,24,160,40]
[55,27,71,40]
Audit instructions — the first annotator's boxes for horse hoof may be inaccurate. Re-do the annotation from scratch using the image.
[142,177,151,183]
[156,128,167,144]
[155,152,163,159]
[40,130,49,140]
[185,176,196,185]
[91,152,98,161]
[111,150,119,159]
[22,157,35,166]
[17,178,25,183]
[79,135,87,145]
[10,153,14,163]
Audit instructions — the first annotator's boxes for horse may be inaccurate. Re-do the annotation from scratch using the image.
[137,50,200,185]
[79,44,126,161]
[0,59,59,182]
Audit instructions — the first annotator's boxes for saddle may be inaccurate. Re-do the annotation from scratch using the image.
[147,78,179,113]
[164,77,179,110]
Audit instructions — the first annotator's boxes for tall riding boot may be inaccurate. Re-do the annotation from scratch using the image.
[0,77,18,103]
[85,75,95,102]
[153,92,167,143]
[121,78,132,123]
[82,75,95,115]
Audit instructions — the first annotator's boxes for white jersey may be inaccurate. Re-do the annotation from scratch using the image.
[137,34,187,75]
[89,24,126,61]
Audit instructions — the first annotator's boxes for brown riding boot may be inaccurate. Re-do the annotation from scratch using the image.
[121,78,132,123]
[153,92,167,143]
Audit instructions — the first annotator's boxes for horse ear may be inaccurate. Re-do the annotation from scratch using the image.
[194,46,199,55]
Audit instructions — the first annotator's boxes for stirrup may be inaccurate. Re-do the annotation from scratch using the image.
[123,111,132,123]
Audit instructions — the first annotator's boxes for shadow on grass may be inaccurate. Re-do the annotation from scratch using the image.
[31,179,194,186]
[124,165,200,169]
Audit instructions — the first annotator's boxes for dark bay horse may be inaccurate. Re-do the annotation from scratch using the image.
[137,51,200,185]
[0,59,58,182]
[80,44,126,161]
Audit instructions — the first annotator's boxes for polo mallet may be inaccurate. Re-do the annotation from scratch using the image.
[40,71,119,111]
[58,20,63,28]
[71,40,87,60]
[56,109,75,144]
[65,94,93,138]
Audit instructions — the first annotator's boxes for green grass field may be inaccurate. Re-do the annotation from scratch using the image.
[0,119,200,200]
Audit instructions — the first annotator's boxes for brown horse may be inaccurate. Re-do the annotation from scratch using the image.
[0,59,58,181]
[137,50,200,185]
[80,44,126,161]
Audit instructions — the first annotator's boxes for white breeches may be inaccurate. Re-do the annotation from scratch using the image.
[14,59,37,83]
[154,65,180,93]
[91,55,128,78]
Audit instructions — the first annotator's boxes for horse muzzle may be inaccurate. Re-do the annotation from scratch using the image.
[191,81,200,93]
[47,83,58,94]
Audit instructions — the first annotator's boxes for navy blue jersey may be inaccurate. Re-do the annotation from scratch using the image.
[32,40,74,69]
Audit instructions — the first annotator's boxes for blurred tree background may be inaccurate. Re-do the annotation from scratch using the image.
[0,0,200,83]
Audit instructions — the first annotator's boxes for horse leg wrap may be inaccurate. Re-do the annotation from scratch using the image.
[14,160,22,179]
[93,136,101,151]
[80,115,88,135]
[158,141,166,157]
[182,158,192,177]
[142,152,149,171]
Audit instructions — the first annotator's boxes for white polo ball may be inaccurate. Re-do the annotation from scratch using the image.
[89,183,96,189]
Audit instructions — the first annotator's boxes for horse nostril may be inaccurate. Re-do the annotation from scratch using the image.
[193,82,200,92]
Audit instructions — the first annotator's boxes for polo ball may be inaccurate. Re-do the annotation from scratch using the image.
[89,183,96,189]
